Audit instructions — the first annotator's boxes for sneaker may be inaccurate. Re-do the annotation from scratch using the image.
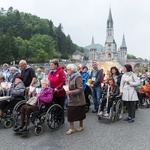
[13,126,23,132]
[92,110,98,113]
[19,127,29,134]
[99,111,103,115]
[143,102,147,106]
[104,112,109,117]
[123,117,131,121]
[128,119,134,123]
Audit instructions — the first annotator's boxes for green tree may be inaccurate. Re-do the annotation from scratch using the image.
[0,31,16,64]
[127,54,137,59]
[36,49,49,62]
[15,36,29,60]
[56,24,68,53]
[29,34,56,60]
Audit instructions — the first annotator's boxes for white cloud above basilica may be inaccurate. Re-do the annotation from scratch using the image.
[1,0,150,59]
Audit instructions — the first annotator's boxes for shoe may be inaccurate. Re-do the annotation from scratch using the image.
[123,117,131,121]
[99,111,103,115]
[142,102,147,106]
[76,127,84,132]
[19,127,29,134]
[92,110,98,113]
[13,126,23,132]
[104,112,109,117]
[128,119,134,123]
[66,129,75,135]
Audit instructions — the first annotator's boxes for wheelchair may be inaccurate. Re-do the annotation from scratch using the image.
[141,97,150,108]
[97,96,123,122]
[12,100,64,136]
[0,96,25,128]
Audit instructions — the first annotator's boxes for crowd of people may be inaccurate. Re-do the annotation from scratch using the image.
[0,59,149,136]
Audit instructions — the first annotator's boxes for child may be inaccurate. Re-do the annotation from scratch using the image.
[99,78,120,117]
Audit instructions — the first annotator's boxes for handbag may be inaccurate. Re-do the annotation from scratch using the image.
[131,73,140,92]
[26,96,38,106]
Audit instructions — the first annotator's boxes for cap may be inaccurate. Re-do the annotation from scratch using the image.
[15,76,23,81]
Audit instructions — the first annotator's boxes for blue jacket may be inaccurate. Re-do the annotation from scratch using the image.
[81,72,90,90]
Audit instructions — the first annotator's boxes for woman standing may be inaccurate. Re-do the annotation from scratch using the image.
[119,64,140,123]
[48,59,66,121]
[65,64,86,135]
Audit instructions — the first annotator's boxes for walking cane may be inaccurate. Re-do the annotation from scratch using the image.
[106,85,110,112]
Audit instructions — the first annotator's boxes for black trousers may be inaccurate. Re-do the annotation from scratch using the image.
[0,99,21,111]
[126,101,136,118]
[20,104,39,127]
[84,86,91,107]
[53,95,66,121]
[100,97,113,113]
[139,93,146,105]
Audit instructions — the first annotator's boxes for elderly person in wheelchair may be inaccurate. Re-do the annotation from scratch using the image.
[13,78,53,134]
[99,78,120,117]
[0,76,25,121]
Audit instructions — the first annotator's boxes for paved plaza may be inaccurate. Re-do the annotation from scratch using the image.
[0,107,150,150]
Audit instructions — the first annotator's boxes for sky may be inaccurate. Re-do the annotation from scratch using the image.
[1,0,150,59]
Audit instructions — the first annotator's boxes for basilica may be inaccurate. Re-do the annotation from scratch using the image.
[88,8,127,61]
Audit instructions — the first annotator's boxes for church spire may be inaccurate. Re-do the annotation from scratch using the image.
[107,7,113,28]
[91,36,94,45]
[120,34,127,49]
[90,36,96,52]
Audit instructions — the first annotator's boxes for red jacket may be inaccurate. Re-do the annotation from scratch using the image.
[48,66,66,97]
[139,84,150,97]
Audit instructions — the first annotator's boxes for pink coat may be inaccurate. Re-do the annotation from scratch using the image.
[38,87,53,107]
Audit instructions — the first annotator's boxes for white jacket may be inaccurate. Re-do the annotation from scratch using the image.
[120,72,140,101]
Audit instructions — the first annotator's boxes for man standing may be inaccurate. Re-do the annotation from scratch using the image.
[89,61,102,113]
[19,60,36,98]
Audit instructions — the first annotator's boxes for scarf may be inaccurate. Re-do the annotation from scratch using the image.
[67,72,79,85]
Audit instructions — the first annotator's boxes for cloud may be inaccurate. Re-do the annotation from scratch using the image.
[1,0,150,59]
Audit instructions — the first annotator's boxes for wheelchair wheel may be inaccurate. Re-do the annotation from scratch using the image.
[46,104,63,130]
[109,106,116,122]
[115,100,123,120]
[85,104,89,113]
[111,116,115,123]
[12,100,26,125]
[4,119,12,128]
[98,116,102,120]
[34,125,43,136]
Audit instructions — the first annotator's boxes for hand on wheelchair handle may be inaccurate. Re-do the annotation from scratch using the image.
[117,93,122,97]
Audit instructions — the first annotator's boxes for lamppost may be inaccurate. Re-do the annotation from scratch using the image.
[148,61,149,72]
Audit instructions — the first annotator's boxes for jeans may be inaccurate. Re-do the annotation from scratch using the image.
[92,86,102,111]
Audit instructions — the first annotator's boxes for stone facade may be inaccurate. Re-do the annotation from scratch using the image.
[89,8,127,61]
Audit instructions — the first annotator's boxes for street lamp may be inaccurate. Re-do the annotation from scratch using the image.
[148,61,149,72]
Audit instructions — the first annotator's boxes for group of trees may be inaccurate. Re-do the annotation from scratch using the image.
[0,7,84,64]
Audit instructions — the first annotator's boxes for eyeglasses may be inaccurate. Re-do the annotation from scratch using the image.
[20,64,25,67]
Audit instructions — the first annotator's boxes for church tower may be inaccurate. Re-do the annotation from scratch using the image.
[120,34,127,60]
[104,8,117,59]
[89,36,97,60]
